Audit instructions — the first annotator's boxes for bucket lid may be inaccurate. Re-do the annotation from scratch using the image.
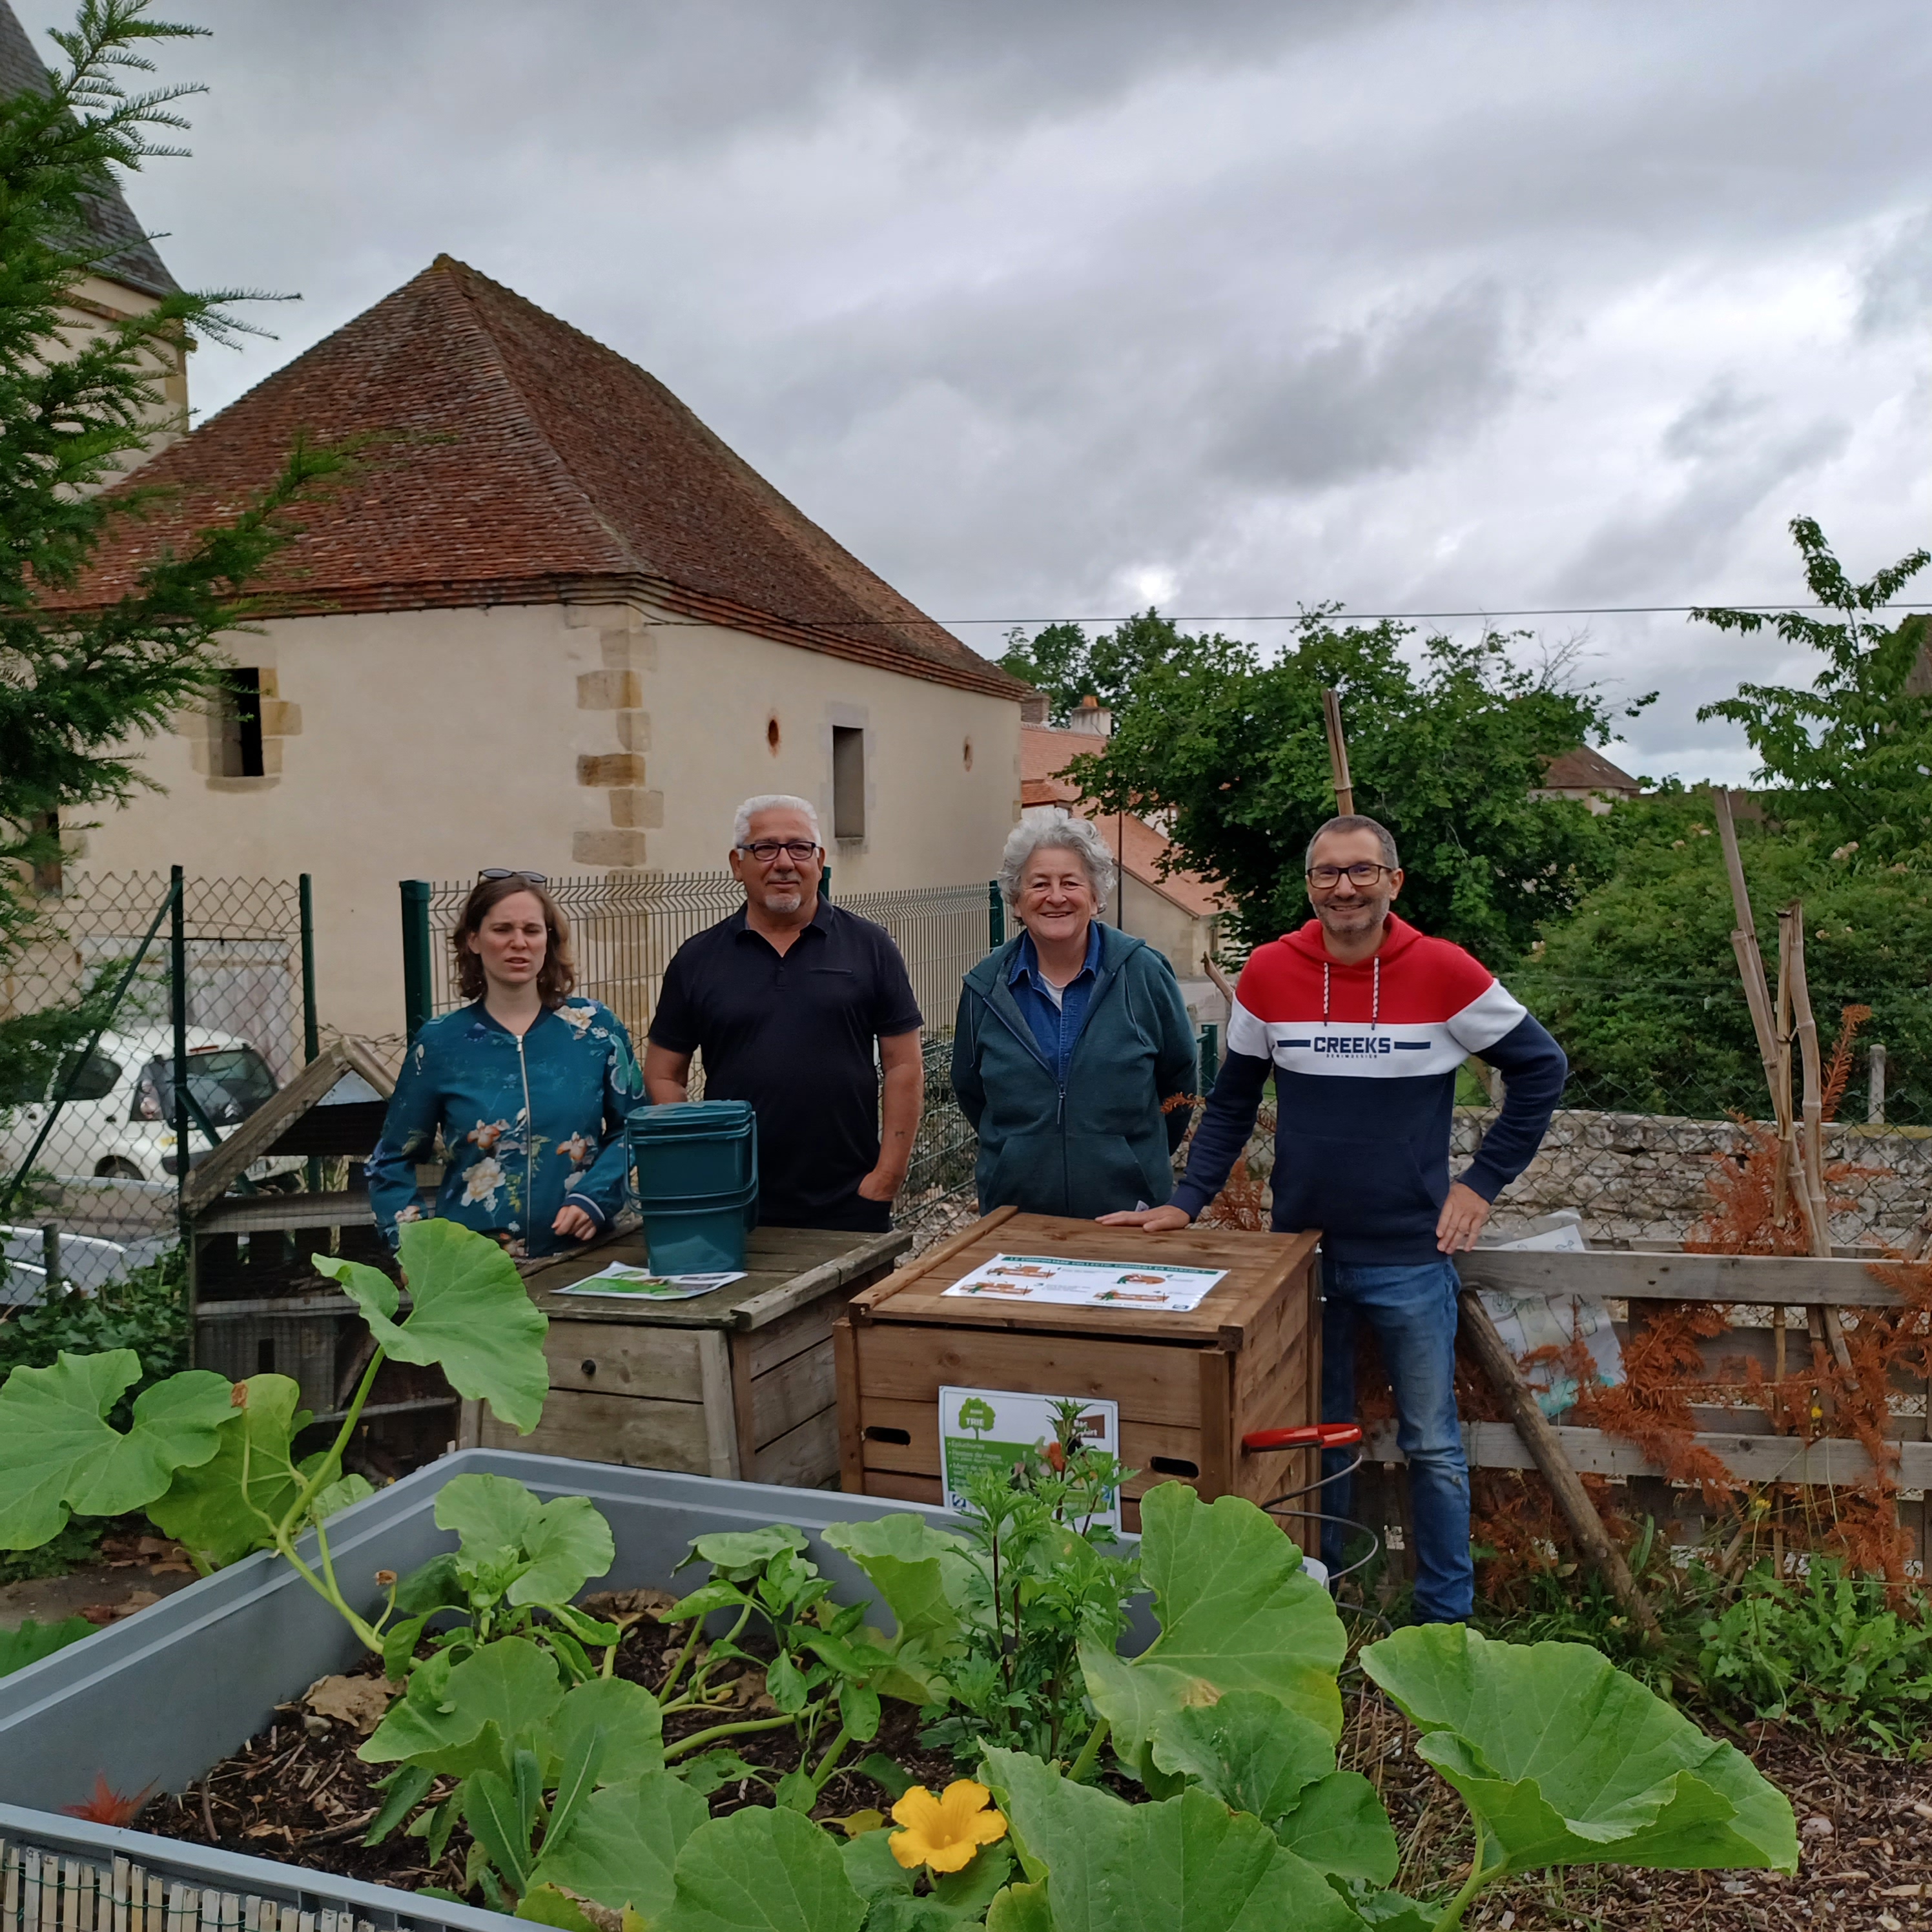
[627,1101,755,1138]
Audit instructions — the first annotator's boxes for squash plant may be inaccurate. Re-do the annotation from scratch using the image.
[0,1218,1799,1929]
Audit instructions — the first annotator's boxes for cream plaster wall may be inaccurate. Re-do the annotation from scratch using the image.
[67,597,1023,1040]
[56,272,189,477]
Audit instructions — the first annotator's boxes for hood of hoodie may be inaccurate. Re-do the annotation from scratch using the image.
[1280,910,1424,975]
[963,920,1149,998]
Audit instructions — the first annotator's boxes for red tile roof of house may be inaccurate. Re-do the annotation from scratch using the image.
[1537,746,1642,795]
[1021,725,1229,920]
[67,256,1031,702]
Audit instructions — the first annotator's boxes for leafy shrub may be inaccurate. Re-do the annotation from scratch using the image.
[0,1244,189,1417]
[1696,1559,1932,1754]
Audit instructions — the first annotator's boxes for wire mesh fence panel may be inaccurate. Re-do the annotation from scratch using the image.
[836,883,992,1034]
[0,874,307,1258]
[417,874,998,1245]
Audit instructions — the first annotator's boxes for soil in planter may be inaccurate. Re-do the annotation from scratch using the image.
[134,1592,962,1896]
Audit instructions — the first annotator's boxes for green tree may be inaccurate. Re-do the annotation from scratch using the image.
[0,1,349,1105]
[1514,787,1932,1123]
[1694,518,1932,859]
[956,1396,996,1441]
[1069,610,1632,964]
[998,609,1242,723]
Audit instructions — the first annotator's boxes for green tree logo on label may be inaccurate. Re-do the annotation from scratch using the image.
[957,1396,996,1440]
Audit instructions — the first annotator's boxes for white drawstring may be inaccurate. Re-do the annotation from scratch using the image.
[1321,956,1380,1029]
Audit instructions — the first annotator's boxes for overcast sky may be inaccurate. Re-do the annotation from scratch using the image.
[26,0,1932,782]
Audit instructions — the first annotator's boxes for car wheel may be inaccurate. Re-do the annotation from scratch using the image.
[94,1158,144,1181]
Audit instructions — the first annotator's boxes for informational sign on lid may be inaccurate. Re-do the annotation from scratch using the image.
[941,1252,1227,1313]
[938,1384,1122,1532]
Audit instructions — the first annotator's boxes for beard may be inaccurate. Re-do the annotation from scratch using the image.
[759,881,805,912]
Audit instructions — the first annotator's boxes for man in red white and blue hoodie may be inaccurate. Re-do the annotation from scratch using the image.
[1104,814,1567,1623]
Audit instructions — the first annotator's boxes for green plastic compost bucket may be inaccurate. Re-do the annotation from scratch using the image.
[626,1102,759,1273]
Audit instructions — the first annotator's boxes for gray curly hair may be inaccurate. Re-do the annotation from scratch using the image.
[998,816,1118,909]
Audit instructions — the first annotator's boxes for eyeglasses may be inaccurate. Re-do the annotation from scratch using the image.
[1306,862,1394,889]
[478,868,549,884]
[738,841,821,863]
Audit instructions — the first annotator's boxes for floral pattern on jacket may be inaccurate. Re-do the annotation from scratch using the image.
[367,997,646,1256]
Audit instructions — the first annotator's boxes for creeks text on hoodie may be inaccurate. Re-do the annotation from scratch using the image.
[1170,913,1567,1264]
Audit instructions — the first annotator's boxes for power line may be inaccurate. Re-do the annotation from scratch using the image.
[929,602,1932,626]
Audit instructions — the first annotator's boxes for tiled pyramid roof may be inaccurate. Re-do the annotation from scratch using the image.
[72,255,1030,701]
[0,0,177,299]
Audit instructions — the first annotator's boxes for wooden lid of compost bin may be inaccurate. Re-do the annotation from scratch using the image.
[850,1208,1318,1348]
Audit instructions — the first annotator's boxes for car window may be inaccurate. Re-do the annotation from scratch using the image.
[52,1050,122,1103]
[140,1047,280,1129]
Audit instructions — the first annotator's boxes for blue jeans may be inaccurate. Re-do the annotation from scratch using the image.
[1319,1257,1473,1624]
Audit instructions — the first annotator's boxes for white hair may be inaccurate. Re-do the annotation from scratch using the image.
[733,794,821,847]
[999,815,1117,909]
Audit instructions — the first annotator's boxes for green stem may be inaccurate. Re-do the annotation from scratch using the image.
[1430,1816,1500,1932]
[808,1723,849,1792]
[1067,1716,1109,1784]
[276,1346,385,1542]
[661,1714,795,1762]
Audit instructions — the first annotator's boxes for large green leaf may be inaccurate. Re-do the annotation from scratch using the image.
[684,1525,808,1579]
[434,1474,616,1607]
[984,1882,1053,1932]
[982,1747,1357,1932]
[0,1615,93,1678]
[543,1675,664,1784]
[657,1805,865,1932]
[0,1351,235,1550]
[360,1636,564,1776]
[822,1516,974,1645]
[1362,1625,1799,1875]
[147,1373,306,1567]
[1081,1486,1344,1762]
[314,1218,548,1434]
[1148,1691,1335,1822]
[532,1771,708,1916]
[1271,1774,1399,1886]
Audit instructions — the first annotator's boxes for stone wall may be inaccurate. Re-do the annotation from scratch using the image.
[1208,1107,1931,1246]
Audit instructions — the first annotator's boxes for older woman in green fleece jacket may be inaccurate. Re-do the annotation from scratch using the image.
[951,817,1200,1220]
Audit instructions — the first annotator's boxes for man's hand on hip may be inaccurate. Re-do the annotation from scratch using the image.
[1098,1204,1191,1231]
[856,1165,906,1203]
[1436,1180,1491,1253]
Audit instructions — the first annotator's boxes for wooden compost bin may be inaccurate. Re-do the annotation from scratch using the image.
[480,1224,910,1485]
[835,1207,1321,1532]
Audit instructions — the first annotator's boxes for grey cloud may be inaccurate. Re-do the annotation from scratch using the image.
[1857,206,1932,335]
[1202,283,1517,489]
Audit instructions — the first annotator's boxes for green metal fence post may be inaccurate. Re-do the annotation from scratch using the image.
[170,864,189,1246]
[401,879,433,1042]
[1199,1022,1220,1096]
[299,872,320,1064]
[821,862,832,901]
[987,879,1005,948]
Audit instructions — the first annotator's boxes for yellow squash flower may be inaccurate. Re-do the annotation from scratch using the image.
[888,1779,1009,1873]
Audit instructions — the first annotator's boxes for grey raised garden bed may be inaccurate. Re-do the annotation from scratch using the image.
[0,1450,991,1932]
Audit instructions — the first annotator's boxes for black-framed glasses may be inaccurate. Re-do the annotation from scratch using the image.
[478,867,549,884]
[1306,861,1394,889]
[738,841,821,863]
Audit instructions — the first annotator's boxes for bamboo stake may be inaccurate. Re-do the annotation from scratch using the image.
[1321,688,1354,817]
[1787,909,1856,1379]
[1458,1290,1661,1637]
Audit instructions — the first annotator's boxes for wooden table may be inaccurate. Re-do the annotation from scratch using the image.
[476,1223,910,1485]
[835,1208,1320,1531]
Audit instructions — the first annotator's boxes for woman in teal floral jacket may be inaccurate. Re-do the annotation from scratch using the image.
[367,874,646,1257]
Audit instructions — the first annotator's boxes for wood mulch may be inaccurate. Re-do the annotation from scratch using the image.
[130,1599,1931,1926]
[1339,1673,1932,1931]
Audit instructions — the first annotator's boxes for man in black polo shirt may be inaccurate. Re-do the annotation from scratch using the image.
[642,795,925,1231]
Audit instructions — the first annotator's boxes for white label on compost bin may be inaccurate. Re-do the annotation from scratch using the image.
[940,1252,1226,1312]
[938,1385,1122,1533]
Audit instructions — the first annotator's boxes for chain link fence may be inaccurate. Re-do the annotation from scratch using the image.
[0,872,313,1280]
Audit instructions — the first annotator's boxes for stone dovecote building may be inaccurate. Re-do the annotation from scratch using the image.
[65,256,1032,1036]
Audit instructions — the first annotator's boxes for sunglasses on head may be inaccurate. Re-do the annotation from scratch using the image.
[478,868,549,885]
